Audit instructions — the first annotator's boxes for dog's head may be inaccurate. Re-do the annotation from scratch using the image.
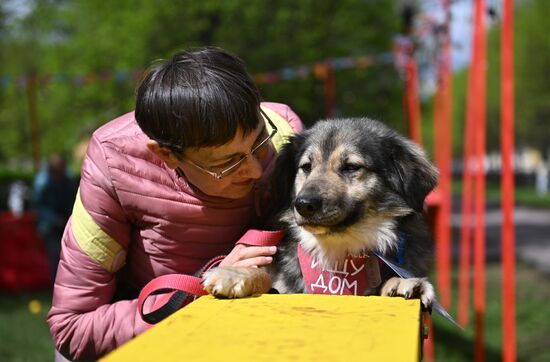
[270,118,438,259]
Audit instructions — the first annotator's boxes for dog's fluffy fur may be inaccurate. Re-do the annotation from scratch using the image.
[203,118,438,307]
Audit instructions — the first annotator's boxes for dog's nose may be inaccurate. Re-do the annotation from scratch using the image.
[294,196,322,218]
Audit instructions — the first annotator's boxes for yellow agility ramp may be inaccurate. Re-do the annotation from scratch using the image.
[103,294,422,362]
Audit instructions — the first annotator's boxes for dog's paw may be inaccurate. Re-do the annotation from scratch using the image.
[201,266,272,299]
[380,277,435,310]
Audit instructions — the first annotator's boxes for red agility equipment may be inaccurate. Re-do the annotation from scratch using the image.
[470,1,488,361]
[405,57,423,145]
[501,0,517,360]
[433,0,453,310]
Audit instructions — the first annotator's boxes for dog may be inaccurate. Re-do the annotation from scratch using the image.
[202,117,438,309]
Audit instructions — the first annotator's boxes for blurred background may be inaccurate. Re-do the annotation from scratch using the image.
[0,0,549,361]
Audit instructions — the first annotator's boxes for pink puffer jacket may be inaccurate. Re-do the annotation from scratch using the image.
[47,102,302,360]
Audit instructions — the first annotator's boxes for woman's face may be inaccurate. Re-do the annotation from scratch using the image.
[176,121,274,199]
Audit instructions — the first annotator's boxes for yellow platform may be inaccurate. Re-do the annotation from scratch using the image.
[103,294,422,362]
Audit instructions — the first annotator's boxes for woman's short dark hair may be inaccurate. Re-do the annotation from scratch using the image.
[135,46,262,153]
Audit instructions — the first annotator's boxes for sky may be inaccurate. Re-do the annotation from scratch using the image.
[2,0,31,20]
[450,0,474,70]
[417,0,502,96]
[434,0,500,70]
[421,0,478,71]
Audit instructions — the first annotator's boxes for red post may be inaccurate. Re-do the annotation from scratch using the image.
[433,85,451,309]
[313,63,336,118]
[423,313,436,362]
[324,65,336,118]
[500,0,517,360]
[433,0,453,309]
[471,0,487,361]
[405,57,423,145]
[457,85,475,326]
[458,0,483,326]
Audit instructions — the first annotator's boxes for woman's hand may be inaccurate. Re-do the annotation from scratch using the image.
[219,244,277,268]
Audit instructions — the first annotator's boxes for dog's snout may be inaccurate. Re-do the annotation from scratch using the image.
[295,196,322,218]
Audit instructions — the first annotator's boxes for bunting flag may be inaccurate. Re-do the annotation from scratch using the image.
[0,54,393,91]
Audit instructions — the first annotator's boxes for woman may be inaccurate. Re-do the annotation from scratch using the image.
[47,46,303,361]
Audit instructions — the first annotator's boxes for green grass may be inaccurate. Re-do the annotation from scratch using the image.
[0,291,54,362]
[512,186,550,208]
[431,262,550,362]
[452,180,550,209]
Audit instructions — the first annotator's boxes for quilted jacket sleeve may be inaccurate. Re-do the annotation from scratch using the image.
[47,135,150,361]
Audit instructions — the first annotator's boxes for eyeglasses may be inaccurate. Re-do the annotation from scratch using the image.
[179,109,278,180]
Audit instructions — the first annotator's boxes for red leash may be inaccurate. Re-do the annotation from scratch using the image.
[138,229,285,324]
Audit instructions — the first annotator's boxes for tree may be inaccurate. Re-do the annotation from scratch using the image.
[0,0,406,165]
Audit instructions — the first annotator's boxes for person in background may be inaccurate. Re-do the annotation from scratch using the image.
[47,46,303,361]
[32,153,78,283]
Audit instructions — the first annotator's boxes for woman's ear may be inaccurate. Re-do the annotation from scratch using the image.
[146,140,180,169]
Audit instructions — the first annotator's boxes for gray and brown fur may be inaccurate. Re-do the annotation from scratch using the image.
[203,118,438,308]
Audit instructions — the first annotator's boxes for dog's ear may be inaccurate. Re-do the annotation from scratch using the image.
[385,138,439,212]
[268,133,305,218]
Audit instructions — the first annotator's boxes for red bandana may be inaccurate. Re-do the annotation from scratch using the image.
[297,244,381,296]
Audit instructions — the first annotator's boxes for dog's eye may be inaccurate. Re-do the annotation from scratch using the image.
[299,163,312,174]
[341,163,363,173]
